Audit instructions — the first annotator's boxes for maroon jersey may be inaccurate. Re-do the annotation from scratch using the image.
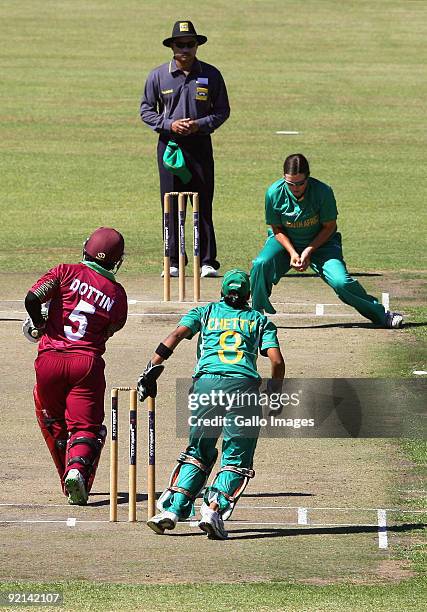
[30,262,128,356]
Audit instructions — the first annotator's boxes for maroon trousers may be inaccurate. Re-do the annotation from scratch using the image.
[34,351,106,493]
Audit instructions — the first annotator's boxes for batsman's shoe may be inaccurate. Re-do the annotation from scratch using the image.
[147,510,178,535]
[385,311,404,329]
[161,266,179,278]
[201,265,218,278]
[198,505,228,540]
[65,469,88,506]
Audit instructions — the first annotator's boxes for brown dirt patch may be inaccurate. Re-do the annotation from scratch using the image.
[0,272,423,585]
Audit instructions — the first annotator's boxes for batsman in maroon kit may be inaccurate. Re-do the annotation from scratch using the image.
[23,227,128,505]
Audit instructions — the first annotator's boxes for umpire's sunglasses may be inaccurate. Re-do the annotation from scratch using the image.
[174,40,197,49]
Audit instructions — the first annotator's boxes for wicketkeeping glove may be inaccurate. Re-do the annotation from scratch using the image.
[266,378,283,396]
[264,378,285,417]
[137,361,165,402]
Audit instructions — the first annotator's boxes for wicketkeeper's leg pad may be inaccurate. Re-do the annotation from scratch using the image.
[205,466,255,520]
[157,451,218,516]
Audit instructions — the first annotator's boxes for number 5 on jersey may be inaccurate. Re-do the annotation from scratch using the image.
[64,299,96,341]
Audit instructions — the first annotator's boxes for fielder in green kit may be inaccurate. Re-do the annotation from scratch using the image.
[250,153,404,328]
[137,269,285,539]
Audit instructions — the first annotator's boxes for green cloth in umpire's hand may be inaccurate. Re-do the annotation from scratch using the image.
[163,141,192,184]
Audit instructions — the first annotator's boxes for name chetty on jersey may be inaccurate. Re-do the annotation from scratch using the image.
[206,317,257,332]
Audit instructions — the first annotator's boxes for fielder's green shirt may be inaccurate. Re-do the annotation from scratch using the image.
[179,300,279,379]
[265,177,338,248]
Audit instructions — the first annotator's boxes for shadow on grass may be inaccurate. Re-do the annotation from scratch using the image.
[89,490,315,507]
[88,492,150,507]
[286,272,383,278]
[242,492,314,498]
[171,523,425,540]
[276,322,427,330]
[226,523,426,541]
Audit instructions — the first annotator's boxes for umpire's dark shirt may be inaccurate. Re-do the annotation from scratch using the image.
[140,58,230,137]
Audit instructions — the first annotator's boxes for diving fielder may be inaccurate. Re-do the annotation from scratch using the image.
[137,269,285,539]
[23,228,128,505]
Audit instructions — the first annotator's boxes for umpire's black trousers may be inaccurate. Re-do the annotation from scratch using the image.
[157,134,219,270]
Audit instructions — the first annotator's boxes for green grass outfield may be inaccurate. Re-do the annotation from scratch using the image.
[1,0,426,273]
[0,578,426,611]
[1,1,426,609]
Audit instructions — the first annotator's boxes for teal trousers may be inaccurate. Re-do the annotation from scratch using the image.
[250,232,387,325]
[162,376,260,518]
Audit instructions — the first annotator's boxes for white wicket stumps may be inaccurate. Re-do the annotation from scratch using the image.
[109,388,156,522]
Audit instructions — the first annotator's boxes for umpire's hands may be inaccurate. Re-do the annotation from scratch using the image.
[137,361,165,402]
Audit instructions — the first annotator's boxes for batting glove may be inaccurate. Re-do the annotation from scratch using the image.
[22,307,48,343]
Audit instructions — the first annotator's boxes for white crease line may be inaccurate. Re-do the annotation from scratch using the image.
[187,521,377,528]
[127,299,350,307]
[0,299,357,308]
[1,503,424,513]
[0,503,77,507]
[128,312,359,318]
[0,519,109,524]
[0,310,26,315]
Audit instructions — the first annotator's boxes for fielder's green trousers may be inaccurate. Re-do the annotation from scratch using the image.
[250,232,387,325]
[162,376,260,519]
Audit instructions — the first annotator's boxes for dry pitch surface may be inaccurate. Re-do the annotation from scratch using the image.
[0,272,422,584]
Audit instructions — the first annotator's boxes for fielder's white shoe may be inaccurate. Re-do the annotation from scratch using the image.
[161,266,179,278]
[385,311,404,329]
[65,469,88,506]
[201,265,218,278]
[198,504,228,540]
[147,510,178,535]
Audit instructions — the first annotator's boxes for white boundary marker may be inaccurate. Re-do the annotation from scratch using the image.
[297,507,308,525]
[381,292,390,310]
[276,131,300,135]
[377,509,388,549]
[315,304,324,316]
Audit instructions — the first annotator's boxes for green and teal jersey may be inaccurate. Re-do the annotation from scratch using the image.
[265,177,338,248]
[178,300,280,379]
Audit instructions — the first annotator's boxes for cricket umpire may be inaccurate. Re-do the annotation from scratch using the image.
[140,20,230,278]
